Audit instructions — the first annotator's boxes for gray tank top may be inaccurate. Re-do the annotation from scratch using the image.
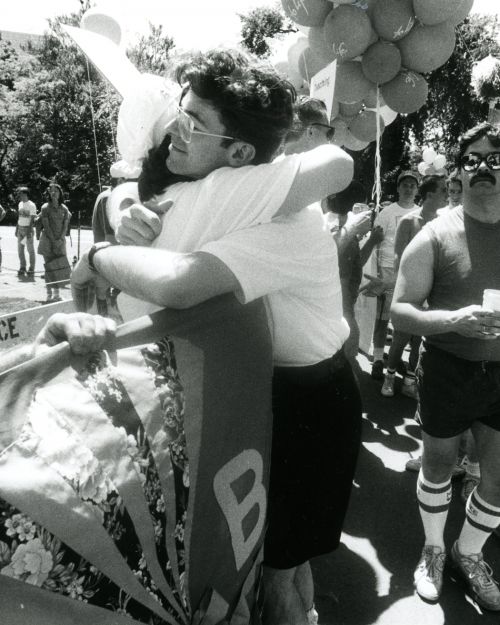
[424,207,500,361]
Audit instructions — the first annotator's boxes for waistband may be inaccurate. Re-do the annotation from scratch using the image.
[273,350,349,385]
[423,342,500,369]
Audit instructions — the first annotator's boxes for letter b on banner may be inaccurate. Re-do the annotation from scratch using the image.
[213,449,266,571]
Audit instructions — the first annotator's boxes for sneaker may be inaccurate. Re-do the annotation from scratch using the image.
[405,455,466,479]
[381,372,396,397]
[450,541,500,611]
[406,456,422,472]
[414,545,446,602]
[461,474,480,504]
[371,359,384,380]
[306,605,318,625]
[17,268,26,277]
[402,376,418,399]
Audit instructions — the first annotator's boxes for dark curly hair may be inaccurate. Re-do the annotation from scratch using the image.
[175,49,296,165]
[458,121,500,162]
[138,49,296,202]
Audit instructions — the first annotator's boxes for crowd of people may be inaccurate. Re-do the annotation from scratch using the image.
[2,46,500,624]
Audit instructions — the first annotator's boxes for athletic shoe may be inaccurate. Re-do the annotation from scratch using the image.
[17,268,26,276]
[371,359,384,380]
[402,376,418,399]
[306,605,318,625]
[461,475,480,504]
[450,541,500,611]
[405,455,466,479]
[381,372,396,397]
[414,545,446,602]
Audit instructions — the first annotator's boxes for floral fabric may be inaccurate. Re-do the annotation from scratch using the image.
[0,338,189,624]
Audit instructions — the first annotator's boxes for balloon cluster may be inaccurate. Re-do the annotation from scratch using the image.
[278,0,474,150]
[417,147,447,176]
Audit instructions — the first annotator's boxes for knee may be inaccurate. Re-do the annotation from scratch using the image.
[421,455,457,483]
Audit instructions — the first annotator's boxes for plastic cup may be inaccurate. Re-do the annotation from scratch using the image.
[483,289,500,312]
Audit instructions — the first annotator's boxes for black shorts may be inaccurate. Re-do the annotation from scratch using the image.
[263,351,362,569]
[416,343,500,438]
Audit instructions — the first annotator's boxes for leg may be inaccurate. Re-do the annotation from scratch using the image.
[451,423,500,610]
[386,330,410,371]
[17,236,26,272]
[414,431,460,601]
[458,423,500,553]
[294,561,314,614]
[26,234,35,272]
[262,566,308,625]
[460,428,480,503]
[381,329,410,396]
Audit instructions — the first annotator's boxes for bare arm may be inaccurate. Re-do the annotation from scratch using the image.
[391,232,500,337]
[275,145,353,216]
[71,246,239,311]
[393,218,412,274]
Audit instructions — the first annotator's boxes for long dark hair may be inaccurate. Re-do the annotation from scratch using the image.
[45,182,65,206]
[138,135,192,202]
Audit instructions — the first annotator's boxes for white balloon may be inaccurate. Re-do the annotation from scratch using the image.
[422,146,437,164]
[417,161,427,176]
[433,154,447,170]
[80,6,123,46]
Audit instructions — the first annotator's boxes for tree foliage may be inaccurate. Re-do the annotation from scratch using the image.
[409,15,500,158]
[127,23,175,74]
[239,4,297,57]
[0,5,176,224]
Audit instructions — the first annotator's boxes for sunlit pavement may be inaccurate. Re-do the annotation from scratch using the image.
[0,225,94,341]
[312,354,500,625]
[2,226,500,623]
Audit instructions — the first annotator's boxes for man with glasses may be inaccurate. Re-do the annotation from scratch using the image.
[72,51,357,625]
[392,122,500,610]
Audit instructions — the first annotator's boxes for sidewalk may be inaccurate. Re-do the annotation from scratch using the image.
[311,353,500,625]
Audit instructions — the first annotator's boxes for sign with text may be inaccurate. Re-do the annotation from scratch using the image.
[310,60,337,121]
[0,300,74,347]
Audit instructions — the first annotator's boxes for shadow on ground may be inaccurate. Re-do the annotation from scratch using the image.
[311,354,500,625]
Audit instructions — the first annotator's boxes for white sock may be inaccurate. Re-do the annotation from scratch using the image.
[458,488,500,555]
[373,348,384,362]
[417,469,451,549]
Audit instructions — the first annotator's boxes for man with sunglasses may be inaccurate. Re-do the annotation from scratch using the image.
[392,122,500,610]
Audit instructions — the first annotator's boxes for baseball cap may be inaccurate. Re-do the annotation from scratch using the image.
[397,171,419,186]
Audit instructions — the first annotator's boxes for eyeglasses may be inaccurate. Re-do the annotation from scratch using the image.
[460,152,500,172]
[309,123,335,143]
[176,106,236,144]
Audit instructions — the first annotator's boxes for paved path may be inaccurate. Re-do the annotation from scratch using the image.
[1,224,500,623]
[312,355,500,624]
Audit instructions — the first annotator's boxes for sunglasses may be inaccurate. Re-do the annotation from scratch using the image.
[176,106,236,144]
[460,152,500,172]
[309,123,335,143]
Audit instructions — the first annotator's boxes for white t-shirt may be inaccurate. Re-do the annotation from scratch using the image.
[201,204,349,366]
[17,200,37,227]
[118,154,302,318]
[374,201,419,268]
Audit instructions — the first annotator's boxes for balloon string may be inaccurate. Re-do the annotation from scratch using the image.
[372,85,382,216]
[85,57,103,193]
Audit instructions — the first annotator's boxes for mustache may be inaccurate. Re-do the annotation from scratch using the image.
[470,173,496,186]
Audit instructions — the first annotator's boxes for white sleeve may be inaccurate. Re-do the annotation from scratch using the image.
[200,154,302,232]
[200,211,333,303]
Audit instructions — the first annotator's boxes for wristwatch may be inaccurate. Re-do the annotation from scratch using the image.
[88,241,112,272]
